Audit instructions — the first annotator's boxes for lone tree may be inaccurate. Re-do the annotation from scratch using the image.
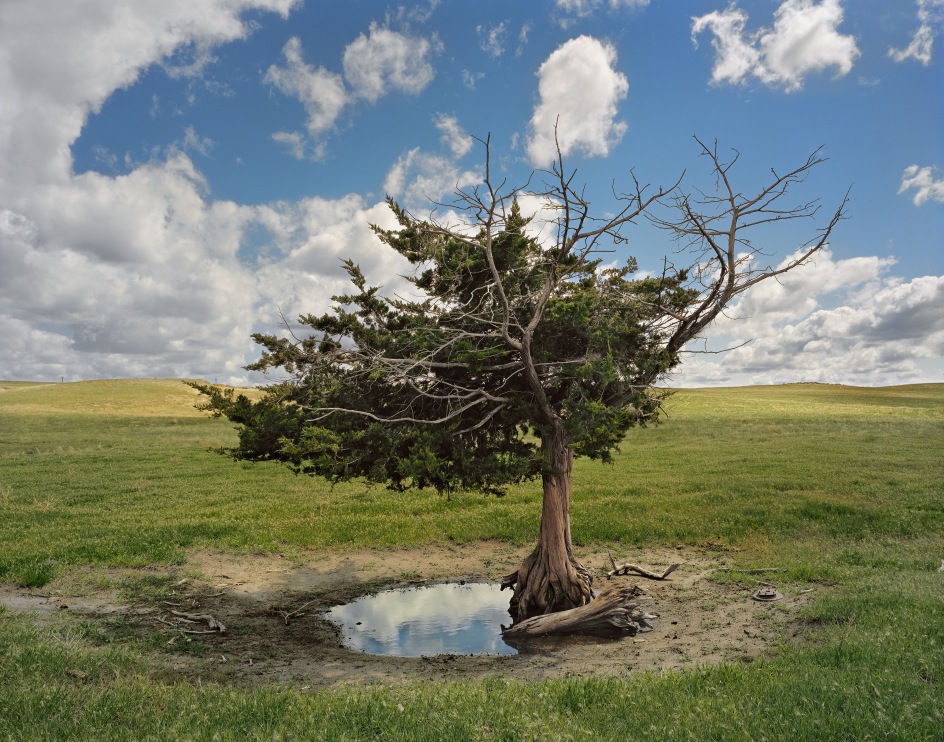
[195,136,847,621]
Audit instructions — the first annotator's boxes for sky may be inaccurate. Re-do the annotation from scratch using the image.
[0,0,941,388]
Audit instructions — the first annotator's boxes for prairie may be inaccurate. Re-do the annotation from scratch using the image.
[1,378,942,739]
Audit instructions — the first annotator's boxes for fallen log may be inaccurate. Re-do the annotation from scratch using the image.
[501,583,649,639]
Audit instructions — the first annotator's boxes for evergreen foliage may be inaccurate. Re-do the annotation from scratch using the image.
[194,198,697,497]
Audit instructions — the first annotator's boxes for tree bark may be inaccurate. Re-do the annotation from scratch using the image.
[505,428,593,621]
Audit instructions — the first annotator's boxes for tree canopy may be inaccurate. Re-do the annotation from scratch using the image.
[196,196,696,497]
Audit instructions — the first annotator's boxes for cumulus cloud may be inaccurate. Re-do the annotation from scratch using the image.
[898,165,944,206]
[692,0,860,92]
[671,251,944,387]
[0,0,297,196]
[889,0,944,65]
[0,1,413,384]
[264,37,348,136]
[342,23,437,102]
[526,36,629,167]
[263,24,438,152]
[382,147,480,209]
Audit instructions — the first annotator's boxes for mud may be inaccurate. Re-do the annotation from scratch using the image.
[0,542,813,689]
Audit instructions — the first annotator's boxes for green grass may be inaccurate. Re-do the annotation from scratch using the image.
[1,378,942,739]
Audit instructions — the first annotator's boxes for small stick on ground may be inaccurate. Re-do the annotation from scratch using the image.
[168,610,226,633]
[155,615,226,635]
[274,599,317,626]
[607,556,680,581]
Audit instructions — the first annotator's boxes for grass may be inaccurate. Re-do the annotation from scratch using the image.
[1,378,942,739]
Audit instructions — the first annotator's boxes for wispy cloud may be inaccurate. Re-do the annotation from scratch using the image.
[889,0,944,65]
[898,165,944,206]
[434,114,473,159]
[477,21,507,58]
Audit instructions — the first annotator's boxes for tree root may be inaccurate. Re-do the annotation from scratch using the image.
[502,546,593,621]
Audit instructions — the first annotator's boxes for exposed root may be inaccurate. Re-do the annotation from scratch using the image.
[503,546,593,621]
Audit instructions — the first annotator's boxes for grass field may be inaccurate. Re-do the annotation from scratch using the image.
[1,378,942,739]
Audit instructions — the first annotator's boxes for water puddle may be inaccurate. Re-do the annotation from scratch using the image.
[325,581,517,657]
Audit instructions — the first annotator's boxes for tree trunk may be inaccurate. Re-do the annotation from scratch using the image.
[505,427,593,621]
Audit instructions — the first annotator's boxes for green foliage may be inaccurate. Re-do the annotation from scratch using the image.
[197,198,696,495]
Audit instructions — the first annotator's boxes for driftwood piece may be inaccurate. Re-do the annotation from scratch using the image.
[607,554,680,581]
[501,583,647,639]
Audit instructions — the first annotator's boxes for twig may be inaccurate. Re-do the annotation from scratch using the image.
[168,610,226,633]
[155,616,225,635]
[274,599,317,626]
[608,561,680,580]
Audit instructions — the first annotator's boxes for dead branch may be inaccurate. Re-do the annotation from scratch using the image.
[273,599,317,625]
[607,554,680,580]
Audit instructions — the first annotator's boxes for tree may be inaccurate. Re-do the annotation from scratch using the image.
[194,135,847,622]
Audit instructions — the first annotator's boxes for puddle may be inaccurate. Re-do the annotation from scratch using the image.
[325,581,517,657]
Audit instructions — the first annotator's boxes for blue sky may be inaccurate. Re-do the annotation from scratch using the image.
[1,0,941,386]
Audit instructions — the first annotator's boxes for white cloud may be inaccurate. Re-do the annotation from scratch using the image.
[672,251,944,387]
[898,165,944,206]
[271,131,307,160]
[462,70,485,89]
[264,37,349,136]
[691,6,761,86]
[342,23,437,103]
[477,22,508,58]
[692,0,860,92]
[0,0,297,198]
[383,148,481,208]
[526,36,629,167]
[0,1,419,384]
[434,114,473,159]
[517,23,532,56]
[889,0,944,65]
[555,0,649,16]
[263,25,439,154]
[181,126,214,156]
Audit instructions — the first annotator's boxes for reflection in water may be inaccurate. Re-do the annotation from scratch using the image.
[325,581,517,657]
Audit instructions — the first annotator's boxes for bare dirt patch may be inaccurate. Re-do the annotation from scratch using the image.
[1,543,813,688]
